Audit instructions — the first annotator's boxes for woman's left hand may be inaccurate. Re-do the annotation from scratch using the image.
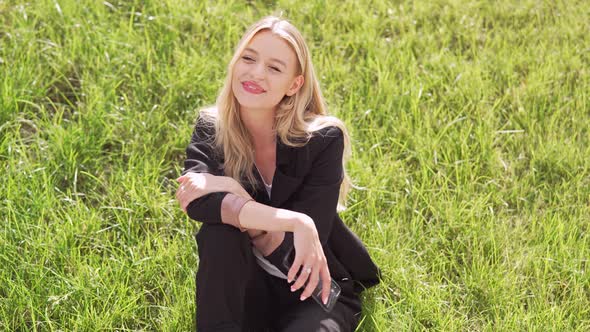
[288,215,331,303]
[176,173,244,212]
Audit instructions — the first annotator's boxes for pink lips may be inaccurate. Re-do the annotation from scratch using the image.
[242,81,266,94]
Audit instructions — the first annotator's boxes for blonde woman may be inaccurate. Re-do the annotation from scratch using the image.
[176,16,380,332]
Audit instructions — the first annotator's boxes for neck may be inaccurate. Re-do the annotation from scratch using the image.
[239,106,276,149]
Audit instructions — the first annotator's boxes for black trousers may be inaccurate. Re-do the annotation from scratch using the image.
[195,223,362,332]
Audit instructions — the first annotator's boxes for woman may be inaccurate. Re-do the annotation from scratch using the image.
[176,16,380,332]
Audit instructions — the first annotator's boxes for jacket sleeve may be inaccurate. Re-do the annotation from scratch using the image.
[265,127,344,267]
[182,116,228,224]
[291,127,344,244]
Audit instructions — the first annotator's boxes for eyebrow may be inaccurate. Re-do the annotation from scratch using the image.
[243,47,287,68]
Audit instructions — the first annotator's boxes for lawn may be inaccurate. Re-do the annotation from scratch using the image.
[1,0,589,330]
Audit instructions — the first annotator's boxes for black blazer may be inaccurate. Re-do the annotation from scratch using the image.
[182,116,380,296]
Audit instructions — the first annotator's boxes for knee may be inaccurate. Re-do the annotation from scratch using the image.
[196,223,250,264]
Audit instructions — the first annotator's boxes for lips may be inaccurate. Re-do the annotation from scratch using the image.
[242,81,266,94]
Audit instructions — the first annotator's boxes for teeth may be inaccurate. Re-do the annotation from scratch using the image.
[245,82,263,92]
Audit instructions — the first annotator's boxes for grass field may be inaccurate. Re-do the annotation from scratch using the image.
[1,0,589,330]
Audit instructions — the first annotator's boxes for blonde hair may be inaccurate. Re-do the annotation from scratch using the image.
[200,16,352,209]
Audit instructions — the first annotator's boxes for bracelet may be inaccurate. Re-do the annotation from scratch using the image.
[220,193,253,232]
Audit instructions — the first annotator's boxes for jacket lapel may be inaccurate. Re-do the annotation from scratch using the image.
[270,139,303,207]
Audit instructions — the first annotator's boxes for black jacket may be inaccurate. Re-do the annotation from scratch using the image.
[182,116,380,295]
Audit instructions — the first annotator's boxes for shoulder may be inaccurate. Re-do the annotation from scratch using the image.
[306,125,344,151]
[311,125,343,139]
[295,125,345,180]
[303,115,346,148]
[292,126,344,167]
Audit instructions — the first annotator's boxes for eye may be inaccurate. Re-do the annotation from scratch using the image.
[269,66,281,73]
[241,56,255,62]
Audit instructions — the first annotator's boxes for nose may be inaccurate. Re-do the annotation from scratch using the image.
[252,62,266,80]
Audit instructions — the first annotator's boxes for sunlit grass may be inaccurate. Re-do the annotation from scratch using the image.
[1,0,589,330]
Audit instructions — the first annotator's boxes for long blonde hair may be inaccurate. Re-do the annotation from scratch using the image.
[200,16,352,208]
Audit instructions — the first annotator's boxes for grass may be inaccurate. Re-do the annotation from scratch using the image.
[1,0,589,330]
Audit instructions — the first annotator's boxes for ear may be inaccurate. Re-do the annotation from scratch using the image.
[286,75,304,96]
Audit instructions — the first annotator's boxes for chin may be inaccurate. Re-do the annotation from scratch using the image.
[234,91,271,110]
[234,94,256,108]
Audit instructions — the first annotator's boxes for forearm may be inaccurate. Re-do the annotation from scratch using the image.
[212,175,251,199]
[238,200,308,233]
[220,194,311,259]
[239,201,311,268]
[211,176,314,233]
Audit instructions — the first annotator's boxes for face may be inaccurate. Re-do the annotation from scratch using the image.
[232,30,304,113]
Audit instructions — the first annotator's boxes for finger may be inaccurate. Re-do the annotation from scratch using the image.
[291,264,311,292]
[320,264,331,304]
[176,185,184,199]
[176,185,185,199]
[181,179,189,189]
[287,256,303,283]
[182,191,193,209]
[175,188,183,203]
[175,183,189,213]
[176,176,186,183]
[177,190,189,210]
[300,268,320,301]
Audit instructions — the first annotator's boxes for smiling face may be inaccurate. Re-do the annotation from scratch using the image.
[231,30,304,113]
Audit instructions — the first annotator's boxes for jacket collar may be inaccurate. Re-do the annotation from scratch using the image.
[250,137,303,207]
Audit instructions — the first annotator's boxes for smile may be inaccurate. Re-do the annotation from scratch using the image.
[241,81,266,94]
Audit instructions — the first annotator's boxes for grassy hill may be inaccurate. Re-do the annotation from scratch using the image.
[1,0,588,330]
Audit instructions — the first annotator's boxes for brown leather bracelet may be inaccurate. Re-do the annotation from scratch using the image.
[220,193,253,232]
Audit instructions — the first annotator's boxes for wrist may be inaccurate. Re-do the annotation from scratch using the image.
[292,213,314,233]
[227,177,251,199]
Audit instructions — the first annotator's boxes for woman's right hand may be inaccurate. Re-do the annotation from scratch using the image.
[176,173,251,212]
[288,215,331,305]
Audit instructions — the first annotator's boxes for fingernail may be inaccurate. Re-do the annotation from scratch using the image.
[323,297,328,305]
[291,287,295,292]
[300,296,306,301]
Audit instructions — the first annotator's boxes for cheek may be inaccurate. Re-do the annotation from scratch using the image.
[233,61,249,78]
[232,65,242,79]
[275,78,294,96]
[231,66,245,91]
[265,80,291,105]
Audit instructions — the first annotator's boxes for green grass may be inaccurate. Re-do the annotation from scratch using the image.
[1,0,589,330]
